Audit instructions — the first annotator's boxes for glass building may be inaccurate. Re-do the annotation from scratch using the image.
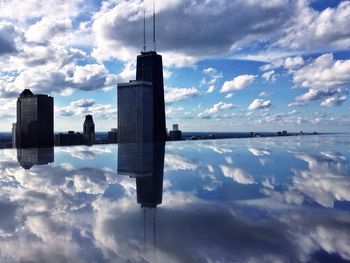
[118,81,153,143]
[16,89,54,148]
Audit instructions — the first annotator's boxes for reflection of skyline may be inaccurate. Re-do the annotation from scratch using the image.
[17,147,54,169]
[0,136,348,262]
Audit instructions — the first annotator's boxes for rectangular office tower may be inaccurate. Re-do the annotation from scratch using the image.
[118,81,153,143]
[136,51,166,142]
[16,89,54,148]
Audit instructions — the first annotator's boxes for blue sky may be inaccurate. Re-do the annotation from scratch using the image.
[0,0,350,132]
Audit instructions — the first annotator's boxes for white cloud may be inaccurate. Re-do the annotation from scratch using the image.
[198,102,235,119]
[224,93,234,99]
[25,17,71,44]
[164,87,199,104]
[220,165,255,185]
[220,74,256,93]
[262,70,276,82]
[248,99,272,110]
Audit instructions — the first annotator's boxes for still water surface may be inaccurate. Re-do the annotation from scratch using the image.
[0,135,349,262]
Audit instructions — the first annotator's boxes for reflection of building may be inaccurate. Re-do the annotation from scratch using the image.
[55,131,84,146]
[83,115,95,145]
[117,142,165,257]
[17,147,54,170]
[118,81,153,143]
[108,128,118,143]
[117,143,165,208]
[12,123,16,148]
[169,124,182,141]
[16,89,54,148]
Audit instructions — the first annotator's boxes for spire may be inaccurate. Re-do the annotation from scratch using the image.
[143,10,146,52]
[153,0,156,52]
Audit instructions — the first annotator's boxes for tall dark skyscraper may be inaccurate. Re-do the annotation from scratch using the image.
[16,89,54,148]
[136,51,166,142]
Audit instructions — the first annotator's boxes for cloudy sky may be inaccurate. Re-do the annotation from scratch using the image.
[0,0,350,132]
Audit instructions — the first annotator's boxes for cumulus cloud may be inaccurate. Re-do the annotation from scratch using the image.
[198,102,235,119]
[0,23,18,55]
[248,99,272,110]
[56,98,117,118]
[220,75,256,93]
[25,17,71,44]
[164,87,199,104]
[220,165,255,185]
[92,0,293,64]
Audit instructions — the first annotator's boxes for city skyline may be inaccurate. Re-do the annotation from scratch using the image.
[1,0,350,132]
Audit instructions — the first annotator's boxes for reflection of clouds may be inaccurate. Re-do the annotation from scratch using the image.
[248,147,271,156]
[291,152,350,208]
[220,165,255,185]
[164,154,198,171]
[56,145,113,160]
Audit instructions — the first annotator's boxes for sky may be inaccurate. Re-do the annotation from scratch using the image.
[0,0,350,132]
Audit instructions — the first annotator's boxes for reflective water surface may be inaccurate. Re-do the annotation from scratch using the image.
[0,135,350,263]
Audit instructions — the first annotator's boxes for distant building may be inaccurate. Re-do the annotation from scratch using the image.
[17,147,54,170]
[136,51,166,142]
[16,89,54,148]
[118,81,153,143]
[55,131,84,146]
[108,128,118,143]
[83,115,95,145]
[169,124,182,141]
[12,123,16,148]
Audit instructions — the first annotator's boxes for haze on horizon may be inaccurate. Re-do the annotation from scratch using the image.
[0,0,350,132]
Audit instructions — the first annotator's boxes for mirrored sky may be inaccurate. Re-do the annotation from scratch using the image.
[0,135,350,262]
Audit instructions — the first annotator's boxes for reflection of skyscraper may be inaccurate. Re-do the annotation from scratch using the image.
[83,115,95,145]
[118,81,153,143]
[117,143,165,208]
[17,147,54,170]
[16,89,54,148]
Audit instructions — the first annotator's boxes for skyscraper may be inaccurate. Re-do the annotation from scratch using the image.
[136,51,166,142]
[16,89,54,148]
[17,147,54,170]
[83,115,95,145]
[12,123,16,148]
[118,81,153,143]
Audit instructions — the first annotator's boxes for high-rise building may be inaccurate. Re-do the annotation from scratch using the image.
[83,115,95,145]
[12,123,16,148]
[136,51,166,142]
[118,81,153,143]
[16,89,54,148]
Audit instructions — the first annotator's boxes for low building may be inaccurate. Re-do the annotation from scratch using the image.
[108,128,118,143]
[55,131,84,146]
[169,124,182,141]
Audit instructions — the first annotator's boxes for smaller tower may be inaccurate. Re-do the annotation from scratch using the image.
[83,115,95,145]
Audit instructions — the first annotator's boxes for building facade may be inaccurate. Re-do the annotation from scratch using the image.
[55,131,84,146]
[136,51,166,142]
[118,81,153,143]
[16,89,54,148]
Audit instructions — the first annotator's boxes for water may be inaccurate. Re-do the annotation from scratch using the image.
[0,135,349,262]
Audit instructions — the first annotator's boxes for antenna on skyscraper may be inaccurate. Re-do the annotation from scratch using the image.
[143,10,146,52]
[153,0,156,52]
